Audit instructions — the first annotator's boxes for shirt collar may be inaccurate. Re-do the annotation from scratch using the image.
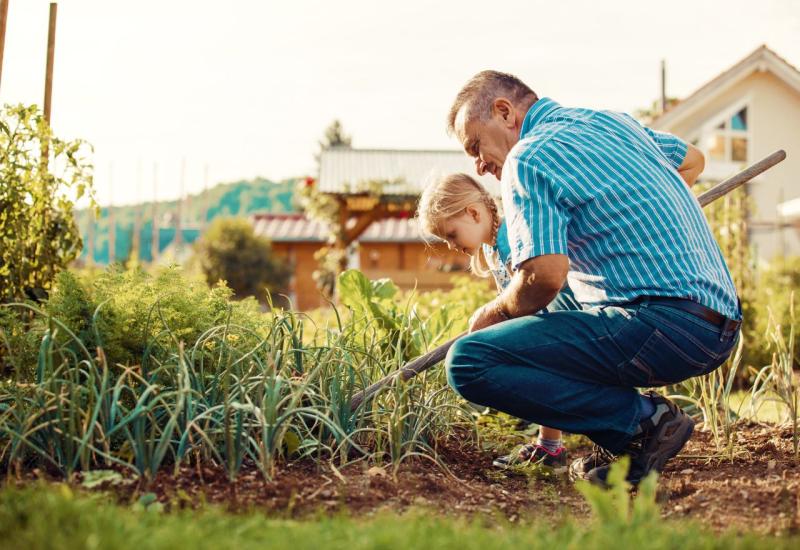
[494,219,511,263]
[519,97,560,138]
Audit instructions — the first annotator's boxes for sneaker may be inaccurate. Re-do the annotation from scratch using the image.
[568,444,616,482]
[493,443,568,473]
[584,392,694,487]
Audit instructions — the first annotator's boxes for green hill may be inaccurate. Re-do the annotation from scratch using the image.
[76,177,298,264]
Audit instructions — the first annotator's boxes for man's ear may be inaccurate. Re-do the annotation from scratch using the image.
[492,98,516,129]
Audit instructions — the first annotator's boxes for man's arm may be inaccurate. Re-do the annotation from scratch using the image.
[497,254,569,317]
[468,254,569,331]
[677,143,705,187]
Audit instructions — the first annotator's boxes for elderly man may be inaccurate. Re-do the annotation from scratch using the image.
[445,70,741,485]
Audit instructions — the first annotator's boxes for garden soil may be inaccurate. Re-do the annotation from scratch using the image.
[50,422,800,535]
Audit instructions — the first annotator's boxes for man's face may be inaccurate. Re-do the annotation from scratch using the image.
[455,102,517,181]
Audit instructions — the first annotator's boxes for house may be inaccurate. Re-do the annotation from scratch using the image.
[649,45,800,262]
[252,213,473,310]
[252,148,500,310]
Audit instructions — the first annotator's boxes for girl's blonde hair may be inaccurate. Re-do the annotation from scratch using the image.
[417,173,500,277]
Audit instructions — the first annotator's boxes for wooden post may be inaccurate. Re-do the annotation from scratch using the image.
[87,208,95,267]
[175,158,185,252]
[43,3,57,124]
[660,59,667,114]
[0,0,10,92]
[202,164,209,230]
[107,164,115,264]
[132,160,142,264]
[151,163,159,263]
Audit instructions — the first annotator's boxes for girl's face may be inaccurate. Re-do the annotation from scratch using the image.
[441,203,493,256]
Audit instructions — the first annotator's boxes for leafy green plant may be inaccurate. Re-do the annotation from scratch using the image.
[669,337,744,458]
[0,103,95,304]
[2,481,794,550]
[193,217,291,304]
[575,458,662,547]
[748,257,800,369]
[0,267,476,480]
[750,294,799,459]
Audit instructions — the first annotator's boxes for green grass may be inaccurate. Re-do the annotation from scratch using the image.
[0,482,796,550]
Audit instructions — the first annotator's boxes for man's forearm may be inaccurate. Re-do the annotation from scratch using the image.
[493,255,570,318]
[494,270,562,318]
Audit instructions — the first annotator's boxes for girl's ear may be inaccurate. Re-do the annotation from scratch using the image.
[465,204,481,223]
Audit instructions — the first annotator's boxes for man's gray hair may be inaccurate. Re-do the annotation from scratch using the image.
[447,70,537,135]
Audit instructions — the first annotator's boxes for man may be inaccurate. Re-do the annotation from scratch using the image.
[445,70,741,486]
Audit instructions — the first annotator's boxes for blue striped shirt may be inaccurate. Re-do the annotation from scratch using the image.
[501,98,740,319]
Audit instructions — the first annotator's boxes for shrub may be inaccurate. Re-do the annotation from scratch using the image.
[747,256,800,369]
[193,217,291,304]
[0,104,95,304]
[4,266,273,380]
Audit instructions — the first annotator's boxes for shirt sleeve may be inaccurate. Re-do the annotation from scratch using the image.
[502,152,570,269]
[642,127,688,170]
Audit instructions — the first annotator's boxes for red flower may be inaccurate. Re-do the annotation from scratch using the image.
[304,177,315,188]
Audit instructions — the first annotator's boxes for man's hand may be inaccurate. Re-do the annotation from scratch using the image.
[468,300,508,332]
[469,254,569,332]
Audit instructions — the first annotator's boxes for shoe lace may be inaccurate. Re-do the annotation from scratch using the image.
[588,444,615,465]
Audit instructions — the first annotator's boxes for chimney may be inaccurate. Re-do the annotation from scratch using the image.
[660,59,667,114]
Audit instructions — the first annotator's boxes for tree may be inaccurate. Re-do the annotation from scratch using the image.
[0,104,95,303]
[314,119,351,169]
[194,217,291,305]
[320,119,351,149]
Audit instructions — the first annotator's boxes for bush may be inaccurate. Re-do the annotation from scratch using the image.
[0,104,94,304]
[1,266,274,380]
[745,256,800,369]
[193,217,290,304]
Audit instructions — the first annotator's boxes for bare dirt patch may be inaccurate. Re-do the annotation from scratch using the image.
[18,423,800,534]
[660,422,800,534]
[101,432,590,524]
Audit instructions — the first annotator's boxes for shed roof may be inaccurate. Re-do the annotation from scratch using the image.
[251,213,435,243]
[317,147,501,195]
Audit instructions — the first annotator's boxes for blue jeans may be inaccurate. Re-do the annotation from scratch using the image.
[445,289,740,453]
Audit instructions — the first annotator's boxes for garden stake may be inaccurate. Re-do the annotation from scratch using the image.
[349,149,787,411]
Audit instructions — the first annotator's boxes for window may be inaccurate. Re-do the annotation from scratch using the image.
[703,107,749,163]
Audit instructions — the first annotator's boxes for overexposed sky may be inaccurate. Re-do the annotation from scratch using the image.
[3,0,799,206]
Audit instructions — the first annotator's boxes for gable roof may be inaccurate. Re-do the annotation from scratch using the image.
[318,147,500,195]
[651,45,800,130]
[251,213,434,243]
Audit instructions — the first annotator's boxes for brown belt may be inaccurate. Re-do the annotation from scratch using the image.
[625,296,742,332]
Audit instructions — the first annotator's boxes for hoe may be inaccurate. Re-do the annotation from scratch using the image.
[349,149,787,411]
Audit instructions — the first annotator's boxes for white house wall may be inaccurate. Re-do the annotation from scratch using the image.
[655,69,800,261]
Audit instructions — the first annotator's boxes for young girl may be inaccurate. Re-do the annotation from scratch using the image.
[417,172,567,471]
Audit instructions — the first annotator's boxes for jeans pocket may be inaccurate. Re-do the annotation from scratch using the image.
[619,328,719,387]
